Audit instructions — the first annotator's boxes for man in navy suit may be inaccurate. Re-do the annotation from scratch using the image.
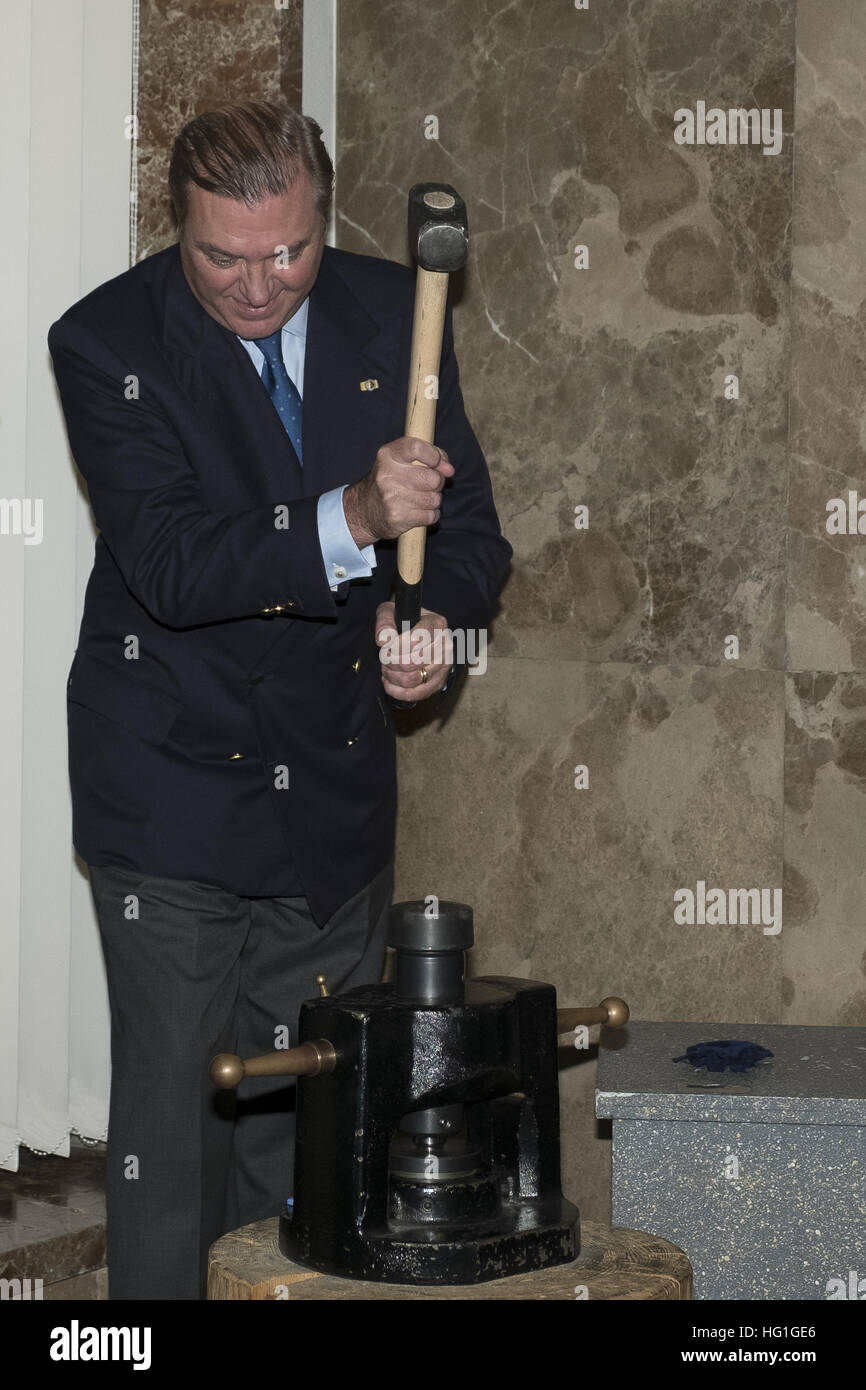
[49,101,510,1300]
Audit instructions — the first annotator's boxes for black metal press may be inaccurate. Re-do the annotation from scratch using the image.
[211,899,628,1286]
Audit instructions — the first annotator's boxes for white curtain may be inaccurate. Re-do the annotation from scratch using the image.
[0,0,134,1171]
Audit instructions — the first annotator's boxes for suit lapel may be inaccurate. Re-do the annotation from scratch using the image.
[157,244,405,506]
[160,248,304,504]
[302,249,405,496]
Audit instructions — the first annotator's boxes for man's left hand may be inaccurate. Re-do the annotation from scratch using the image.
[375,601,451,702]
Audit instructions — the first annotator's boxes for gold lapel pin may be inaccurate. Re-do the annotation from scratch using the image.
[360,378,379,391]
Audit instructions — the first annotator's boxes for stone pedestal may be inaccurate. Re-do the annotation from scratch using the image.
[596,1021,866,1300]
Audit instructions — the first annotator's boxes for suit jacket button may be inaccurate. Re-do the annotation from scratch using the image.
[229,752,244,760]
[352,657,361,673]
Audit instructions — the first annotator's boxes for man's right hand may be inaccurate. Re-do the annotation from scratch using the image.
[342,437,454,548]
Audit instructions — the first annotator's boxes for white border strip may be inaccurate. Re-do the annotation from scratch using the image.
[129,0,140,265]
[302,0,337,246]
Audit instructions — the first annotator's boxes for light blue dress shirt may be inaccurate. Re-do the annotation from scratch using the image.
[237,297,376,592]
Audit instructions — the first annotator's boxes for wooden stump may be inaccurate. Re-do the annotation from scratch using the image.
[207,1219,692,1300]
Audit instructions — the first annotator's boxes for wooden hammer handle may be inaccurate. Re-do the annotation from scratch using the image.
[395,268,450,630]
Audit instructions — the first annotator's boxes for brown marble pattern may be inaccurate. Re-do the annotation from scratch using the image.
[338,0,798,1224]
[784,673,866,1024]
[136,0,303,257]
[337,0,793,669]
[0,1141,106,1287]
[788,0,866,671]
[782,0,866,1032]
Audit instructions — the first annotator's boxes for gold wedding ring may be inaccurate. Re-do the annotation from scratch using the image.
[419,667,429,684]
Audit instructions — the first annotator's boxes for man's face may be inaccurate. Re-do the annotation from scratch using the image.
[178,170,326,339]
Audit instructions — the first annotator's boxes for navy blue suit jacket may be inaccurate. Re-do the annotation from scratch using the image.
[48,243,511,923]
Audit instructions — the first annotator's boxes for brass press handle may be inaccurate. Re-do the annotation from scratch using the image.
[556,997,629,1034]
[210,996,629,1086]
[210,1039,337,1089]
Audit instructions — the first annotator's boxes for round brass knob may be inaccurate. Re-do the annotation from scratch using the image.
[209,1039,337,1089]
[556,996,630,1035]
[599,996,629,1028]
[210,1053,245,1088]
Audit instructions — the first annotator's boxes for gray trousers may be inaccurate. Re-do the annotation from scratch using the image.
[88,857,394,1300]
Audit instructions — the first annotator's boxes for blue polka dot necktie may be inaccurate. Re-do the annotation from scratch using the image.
[253,330,303,465]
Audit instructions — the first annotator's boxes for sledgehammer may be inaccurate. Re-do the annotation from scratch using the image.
[394,182,469,633]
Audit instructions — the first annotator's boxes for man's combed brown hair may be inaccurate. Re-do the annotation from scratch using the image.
[168,101,334,231]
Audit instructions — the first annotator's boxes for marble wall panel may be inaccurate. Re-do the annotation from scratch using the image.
[337,0,793,669]
[788,0,866,672]
[784,673,866,1025]
[783,0,866,1030]
[136,0,303,257]
[338,0,799,1220]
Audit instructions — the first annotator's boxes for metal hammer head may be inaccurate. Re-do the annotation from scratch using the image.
[408,182,469,273]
